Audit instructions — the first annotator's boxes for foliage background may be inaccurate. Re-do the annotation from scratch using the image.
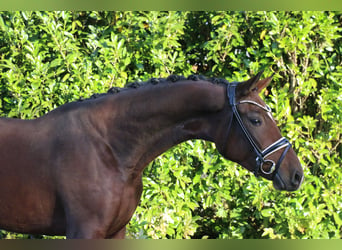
[0,11,341,239]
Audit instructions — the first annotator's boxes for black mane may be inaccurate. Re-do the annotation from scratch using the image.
[86,74,229,100]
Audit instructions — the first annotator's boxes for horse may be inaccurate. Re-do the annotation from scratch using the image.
[0,71,303,239]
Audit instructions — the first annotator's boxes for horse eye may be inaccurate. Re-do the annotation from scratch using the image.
[250,118,262,126]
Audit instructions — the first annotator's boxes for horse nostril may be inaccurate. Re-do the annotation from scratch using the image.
[292,171,303,187]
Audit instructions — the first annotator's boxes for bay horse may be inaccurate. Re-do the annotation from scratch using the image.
[0,71,303,239]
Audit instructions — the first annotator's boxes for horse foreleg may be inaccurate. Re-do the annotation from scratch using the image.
[66,221,107,239]
[106,226,126,239]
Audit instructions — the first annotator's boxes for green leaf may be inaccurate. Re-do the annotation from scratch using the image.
[261,208,274,218]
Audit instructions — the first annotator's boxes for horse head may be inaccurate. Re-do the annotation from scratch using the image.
[217,72,304,191]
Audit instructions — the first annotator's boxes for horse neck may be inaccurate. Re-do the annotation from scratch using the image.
[101,81,229,174]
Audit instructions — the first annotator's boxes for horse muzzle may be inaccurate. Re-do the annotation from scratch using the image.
[273,169,304,191]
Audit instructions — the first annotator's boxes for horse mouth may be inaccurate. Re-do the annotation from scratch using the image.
[273,174,286,190]
[273,173,302,191]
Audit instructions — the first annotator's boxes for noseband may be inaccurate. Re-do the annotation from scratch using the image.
[227,82,292,178]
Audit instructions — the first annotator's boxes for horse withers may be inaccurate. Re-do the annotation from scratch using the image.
[0,72,303,238]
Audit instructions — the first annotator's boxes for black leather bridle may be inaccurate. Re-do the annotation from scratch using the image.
[227,82,292,178]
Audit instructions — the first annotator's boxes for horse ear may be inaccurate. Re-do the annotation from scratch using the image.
[254,73,274,93]
[237,70,264,96]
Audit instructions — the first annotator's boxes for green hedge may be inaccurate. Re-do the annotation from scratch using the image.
[0,11,341,239]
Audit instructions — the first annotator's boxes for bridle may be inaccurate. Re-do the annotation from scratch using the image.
[227,82,292,178]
